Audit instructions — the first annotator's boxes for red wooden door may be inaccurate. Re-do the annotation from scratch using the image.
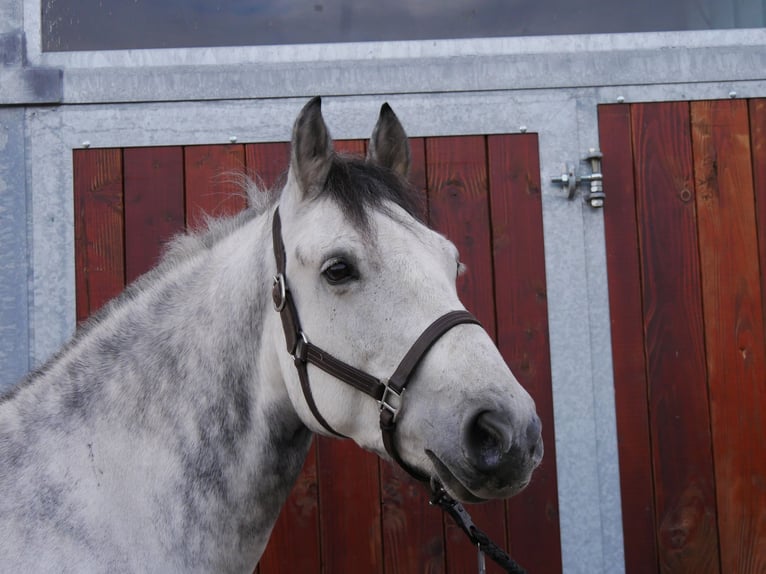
[72,134,561,573]
[601,99,766,574]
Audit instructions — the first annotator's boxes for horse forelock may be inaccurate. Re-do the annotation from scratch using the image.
[318,154,424,232]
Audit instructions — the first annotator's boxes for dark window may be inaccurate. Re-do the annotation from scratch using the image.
[43,0,766,52]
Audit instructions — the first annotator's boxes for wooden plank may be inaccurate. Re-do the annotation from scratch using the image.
[245,142,291,192]
[426,135,507,574]
[123,147,185,283]
[598,104,659,573]
[752,99,766,343]
[691,99,766,574]
[380,137,446,574]
[487,133,562,573]
[631,102,720,573]
[184,144,246,229]
[73,148,125,321]
[314,138,384,574]
[250,141,322,574]
[426,136,496,332]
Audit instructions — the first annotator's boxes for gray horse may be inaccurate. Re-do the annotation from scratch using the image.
[0,98,542,573]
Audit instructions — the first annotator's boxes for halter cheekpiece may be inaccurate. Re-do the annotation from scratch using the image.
[271,207,527,574]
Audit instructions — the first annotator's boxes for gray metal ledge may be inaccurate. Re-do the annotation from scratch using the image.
[59,41,765,105]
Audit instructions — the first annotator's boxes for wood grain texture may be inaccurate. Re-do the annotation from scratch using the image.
[487,134,562,574]
[123,147,185,283]
[426,136,507,574]
[245,142,291,192]
[598,104,659,574]
[691,99,766,574]
[184,144,246,230]
[752,99,766,343]
[73,148,125,321]
[631,102,720,574]
[380,137,446,574]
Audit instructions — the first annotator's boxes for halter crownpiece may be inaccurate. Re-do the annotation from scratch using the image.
[271,207,527,574]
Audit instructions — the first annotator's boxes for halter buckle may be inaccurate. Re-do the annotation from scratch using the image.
[378,379,404,422]
[272,273,287,312]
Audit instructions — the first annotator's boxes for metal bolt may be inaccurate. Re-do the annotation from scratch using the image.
[616,96,625,104]
[519,126,528,134]
[82,141,91,148]
[229,136,238,143]
[589,198,604,208]
[729,91,737,99]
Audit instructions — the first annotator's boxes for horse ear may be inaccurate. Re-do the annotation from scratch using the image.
[367,103,411,179]
[290,96,334,197]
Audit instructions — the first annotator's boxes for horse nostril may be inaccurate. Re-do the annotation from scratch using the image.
[526,415,543,458]
[463,410,514,471]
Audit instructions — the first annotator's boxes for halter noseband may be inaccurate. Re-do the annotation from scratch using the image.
[271,207,479,480]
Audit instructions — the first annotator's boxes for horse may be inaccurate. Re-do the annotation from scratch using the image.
[0,97,543,573]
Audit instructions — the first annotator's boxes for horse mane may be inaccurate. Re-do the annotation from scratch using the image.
[2,152,423,402]
[320,154,425,230]
[162,152,422,269]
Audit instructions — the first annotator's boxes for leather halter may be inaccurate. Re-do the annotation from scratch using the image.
[271,207,479,481]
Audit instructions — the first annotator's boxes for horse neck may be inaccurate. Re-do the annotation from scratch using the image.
[5,209,312,571]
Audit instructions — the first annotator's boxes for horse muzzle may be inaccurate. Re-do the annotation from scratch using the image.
[426,408,543,503]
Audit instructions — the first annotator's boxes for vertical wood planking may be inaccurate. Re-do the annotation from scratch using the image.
[427,136,496,330]
[426,136,507,574]
[73,148,125,321]
[598,104,659,573]
[249,142,323,574]
[315,139,384,574]
[631,102,720,573]
[381,137,447,574]
[487,134,562,574]
[752,100,766,336]
[245,142,291,192]
[692,99,766,574]
[123,147,185,283]
[184,144,246,229]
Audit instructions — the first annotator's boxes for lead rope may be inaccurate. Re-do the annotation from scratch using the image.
[430,486,528,574]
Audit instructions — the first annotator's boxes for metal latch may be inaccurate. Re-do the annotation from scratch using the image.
[552,148,605,208]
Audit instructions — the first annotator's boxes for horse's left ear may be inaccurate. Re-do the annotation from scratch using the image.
[367,103,411,179]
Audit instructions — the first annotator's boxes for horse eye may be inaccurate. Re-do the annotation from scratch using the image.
[322,260,356,285]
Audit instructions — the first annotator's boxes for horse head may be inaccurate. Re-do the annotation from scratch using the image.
[271,97,542,503]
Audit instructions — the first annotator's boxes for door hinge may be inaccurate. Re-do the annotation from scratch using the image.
[551,148,604,208]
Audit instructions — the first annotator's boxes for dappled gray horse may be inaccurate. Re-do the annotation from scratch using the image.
[0,98,542,573]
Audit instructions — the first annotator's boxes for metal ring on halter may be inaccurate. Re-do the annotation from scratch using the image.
[292,332,310,362]
[378,378,404,422]
[272,274,287,312]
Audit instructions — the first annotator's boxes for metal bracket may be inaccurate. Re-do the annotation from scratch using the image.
[551,148,605,208]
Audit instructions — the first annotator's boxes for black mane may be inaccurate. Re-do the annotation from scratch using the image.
[320,154,424,230]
